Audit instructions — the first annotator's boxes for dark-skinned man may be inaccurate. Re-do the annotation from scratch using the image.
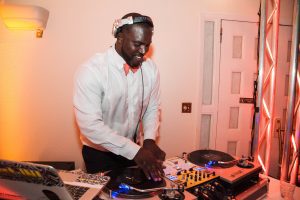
[73,13,165,181]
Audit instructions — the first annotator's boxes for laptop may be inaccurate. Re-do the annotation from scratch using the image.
[0,159,110,200]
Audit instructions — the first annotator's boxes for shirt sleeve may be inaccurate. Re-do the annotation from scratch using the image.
[73,60,140,160]
[142,61,161,140]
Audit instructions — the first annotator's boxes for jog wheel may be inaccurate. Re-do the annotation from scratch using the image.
[103,167,165,199]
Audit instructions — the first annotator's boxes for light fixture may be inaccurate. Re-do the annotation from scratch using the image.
[0,3,49,38]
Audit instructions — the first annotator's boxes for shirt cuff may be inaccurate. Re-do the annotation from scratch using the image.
[120,141,141,160]
[143,134,156,141]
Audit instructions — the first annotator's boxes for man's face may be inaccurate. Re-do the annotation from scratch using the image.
[119,24,153,68]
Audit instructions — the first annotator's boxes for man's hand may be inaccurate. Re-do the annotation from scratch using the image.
[133,143,165,181]
[143,139,166,161]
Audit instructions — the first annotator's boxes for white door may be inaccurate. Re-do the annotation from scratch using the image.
[215,20,292,159]
[216,20,258,157]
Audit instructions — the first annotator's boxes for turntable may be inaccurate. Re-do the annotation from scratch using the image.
[100,166,197,200]
[187,150,261,182]
[188,149,236,168]
[187,149,264,197]
[102,167,164,199]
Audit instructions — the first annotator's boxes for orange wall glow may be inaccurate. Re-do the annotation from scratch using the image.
[0,53,24,159]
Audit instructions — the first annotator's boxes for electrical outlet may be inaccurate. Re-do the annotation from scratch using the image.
[182,103,192,113]
[274,118,281,138]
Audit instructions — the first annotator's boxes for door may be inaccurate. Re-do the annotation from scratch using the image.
[216,20,258,157]
[215,20,292,159]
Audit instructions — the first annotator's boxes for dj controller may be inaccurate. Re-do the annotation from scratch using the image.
[99,150,269,200]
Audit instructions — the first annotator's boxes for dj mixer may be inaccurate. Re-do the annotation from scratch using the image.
[163,157,218,189]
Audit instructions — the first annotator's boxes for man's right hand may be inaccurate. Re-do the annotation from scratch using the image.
[143,139,166,162]
[133,147,164,181]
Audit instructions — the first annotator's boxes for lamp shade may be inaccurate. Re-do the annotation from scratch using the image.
[0,3,49,31]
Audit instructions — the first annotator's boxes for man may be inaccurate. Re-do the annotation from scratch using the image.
[73,13,165,181]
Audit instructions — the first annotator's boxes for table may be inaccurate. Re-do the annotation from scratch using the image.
[261,174,300,199]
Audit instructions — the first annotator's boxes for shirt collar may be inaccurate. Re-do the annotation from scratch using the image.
[109,45,143,73]
[109,45,126,71]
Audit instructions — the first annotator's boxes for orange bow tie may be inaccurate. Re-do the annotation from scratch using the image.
[124,63,139,76]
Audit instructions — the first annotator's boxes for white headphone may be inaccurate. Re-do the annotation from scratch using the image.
[112,15,153,38]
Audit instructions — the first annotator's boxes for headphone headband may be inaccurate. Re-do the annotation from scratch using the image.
[112,15,153,37]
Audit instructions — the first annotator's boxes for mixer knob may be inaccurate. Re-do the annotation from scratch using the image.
[178,184,184,192]
[181,175,185,180]
[194,187,199,194]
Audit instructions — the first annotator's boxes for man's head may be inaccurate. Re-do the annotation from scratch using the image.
[114,13,154,68]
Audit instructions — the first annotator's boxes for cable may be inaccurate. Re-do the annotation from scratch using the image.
[250,1,261,157]
[133,67,144,143]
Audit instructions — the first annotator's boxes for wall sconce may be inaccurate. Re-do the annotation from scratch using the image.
[0,3,49,38]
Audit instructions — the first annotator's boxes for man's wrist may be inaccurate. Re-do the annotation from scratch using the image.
[143,139,155,145]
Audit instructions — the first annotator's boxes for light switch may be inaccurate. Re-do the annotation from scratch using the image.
[182,103,192,113]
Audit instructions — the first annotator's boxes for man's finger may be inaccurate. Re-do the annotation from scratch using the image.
[156,160,165,175]
[143,168,151,180]
[150,170,161,182]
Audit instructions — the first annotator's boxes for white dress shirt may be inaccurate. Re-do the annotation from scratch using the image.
[73,46,161,160]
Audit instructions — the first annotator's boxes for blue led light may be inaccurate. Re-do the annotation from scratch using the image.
[207,160,217,167]
[110,184,131,198]
[194,167,205,171]
[111,191,119,198]
[167,175,178,181]
[119,183,130,190]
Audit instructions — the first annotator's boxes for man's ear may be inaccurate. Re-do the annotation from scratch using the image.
[115,33,123,50]
[117,32,124,43]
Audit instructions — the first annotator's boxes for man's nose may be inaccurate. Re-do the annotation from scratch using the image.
[139,46,146,54]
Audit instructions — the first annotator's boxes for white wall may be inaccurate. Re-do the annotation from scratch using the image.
[0,0,293,168]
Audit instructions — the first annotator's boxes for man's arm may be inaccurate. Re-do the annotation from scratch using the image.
[134,62,166,181]
[142,62,165,161]
[73,62,140,159]
[142,61,161,141]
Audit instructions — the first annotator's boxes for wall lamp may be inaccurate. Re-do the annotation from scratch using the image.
[0,3,49,38]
